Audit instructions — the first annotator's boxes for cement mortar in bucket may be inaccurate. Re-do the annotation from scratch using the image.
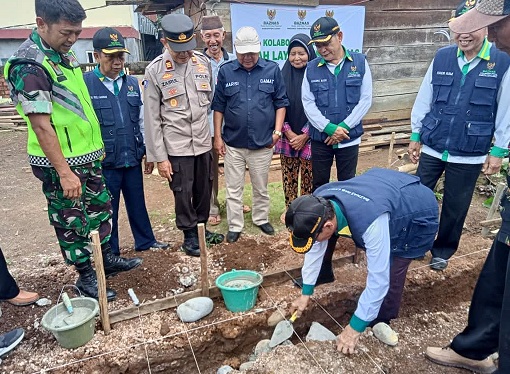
[216,269,263,312]
[41,296,99,349]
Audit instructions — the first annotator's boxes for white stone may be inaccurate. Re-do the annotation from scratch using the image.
[179,274,197,288]
[239,362,254,371]
[305,322,337,342]
[36,298,52,306]
[217,365,233,374]
[176,297,214,323]
[254,339,272,357]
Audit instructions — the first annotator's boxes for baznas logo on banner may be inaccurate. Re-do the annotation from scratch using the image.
[231,4,365,68]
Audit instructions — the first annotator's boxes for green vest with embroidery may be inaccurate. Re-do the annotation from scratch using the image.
[4,32,104,167]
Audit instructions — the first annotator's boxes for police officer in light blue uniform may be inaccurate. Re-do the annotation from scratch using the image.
[84,27,168,255]
[285,168,438,353]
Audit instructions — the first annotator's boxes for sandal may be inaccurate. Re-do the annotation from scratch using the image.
[207,214,221,226]
[243,205,251,213]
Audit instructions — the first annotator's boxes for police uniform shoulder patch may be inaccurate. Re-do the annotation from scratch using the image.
[146,54,163,70]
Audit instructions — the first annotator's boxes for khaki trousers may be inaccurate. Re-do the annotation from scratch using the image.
[224,144,273,232]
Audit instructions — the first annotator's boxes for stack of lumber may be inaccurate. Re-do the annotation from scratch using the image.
[0,104,26,131]
[360,119,411,153]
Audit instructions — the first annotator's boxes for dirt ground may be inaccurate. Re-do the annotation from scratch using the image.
[0,130,499,374]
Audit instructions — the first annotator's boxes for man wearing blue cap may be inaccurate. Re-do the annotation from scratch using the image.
[84,27,169,256]
[286,169,438,353]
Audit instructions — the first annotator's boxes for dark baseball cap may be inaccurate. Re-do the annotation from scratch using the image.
[92,27,130,54]
[285,195,329,254]
[161,13,197,52]
[309,17,340,44]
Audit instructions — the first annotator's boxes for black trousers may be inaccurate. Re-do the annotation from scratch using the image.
[417,153,482,260]
[103,165,156,255]
[168,151,213,231]
[311,140,358,191]
[0,247,20,299]
[450,191,510,373]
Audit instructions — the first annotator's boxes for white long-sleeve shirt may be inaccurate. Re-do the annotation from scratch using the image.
[301,58,373,148]
[411,42,510,163]
[302,213,391,324]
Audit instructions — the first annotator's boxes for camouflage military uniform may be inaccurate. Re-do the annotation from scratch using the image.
[5,30,112,264]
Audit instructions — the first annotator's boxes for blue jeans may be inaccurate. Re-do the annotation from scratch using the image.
[103,165,156,254]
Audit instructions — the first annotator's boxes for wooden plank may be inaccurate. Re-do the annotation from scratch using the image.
[320,0,458,10]
[109,254,355,324]
[365,10,454,29]
[373,78,422,98]
[364,28,450,48]
[367,45,439,65]
[364,108,412,122]
[370,61,430,81]
[482,183,506,236]
[370,124,411,136]
[480,217,502,227]
[370,93,417,114]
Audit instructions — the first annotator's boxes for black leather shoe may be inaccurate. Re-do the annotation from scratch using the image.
[205,230,224,245]
[75,261,116,301]
[103,250,143,278]
[181,236,200,257]
[226,231,241,243]
[257,222,275,235]
[136,241,169,252]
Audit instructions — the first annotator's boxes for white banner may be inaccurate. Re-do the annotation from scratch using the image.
[230,4,366,68]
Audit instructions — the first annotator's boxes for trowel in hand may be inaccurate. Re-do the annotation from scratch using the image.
[269,311,298,347]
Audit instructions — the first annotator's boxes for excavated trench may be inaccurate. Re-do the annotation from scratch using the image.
[62,259,483,374]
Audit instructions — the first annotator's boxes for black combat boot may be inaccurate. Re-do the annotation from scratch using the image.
[102,246,143,278]
[181,228,200,257]
[75,260,117,301]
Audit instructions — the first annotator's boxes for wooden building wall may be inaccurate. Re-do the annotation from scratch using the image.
[186,0,460,122]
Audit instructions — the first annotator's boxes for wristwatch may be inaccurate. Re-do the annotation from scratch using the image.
[273,130,282,138]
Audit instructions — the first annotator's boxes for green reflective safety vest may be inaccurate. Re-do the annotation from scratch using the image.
[4,37,104,167]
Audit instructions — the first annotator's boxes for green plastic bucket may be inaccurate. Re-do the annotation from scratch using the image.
[216,269,263,312]
[41,297,99,349]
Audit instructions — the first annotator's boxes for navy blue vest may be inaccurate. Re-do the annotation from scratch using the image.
[315,168,439,258]
[421,44,510,156]
[84,72,145,169]
[305,52,366,144]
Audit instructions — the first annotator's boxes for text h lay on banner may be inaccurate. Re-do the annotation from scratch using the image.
[230,4,365,68]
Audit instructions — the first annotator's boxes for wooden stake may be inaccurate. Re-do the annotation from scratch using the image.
[387,131,396,168]
[482,183,506,237]
[90,230,111,334]
[197,223,209,297]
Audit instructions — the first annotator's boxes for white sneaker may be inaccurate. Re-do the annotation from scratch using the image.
[372,322,398,346]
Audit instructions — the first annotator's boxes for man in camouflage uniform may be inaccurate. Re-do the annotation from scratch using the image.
[4,0,142,301]
[144,13,224,257]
